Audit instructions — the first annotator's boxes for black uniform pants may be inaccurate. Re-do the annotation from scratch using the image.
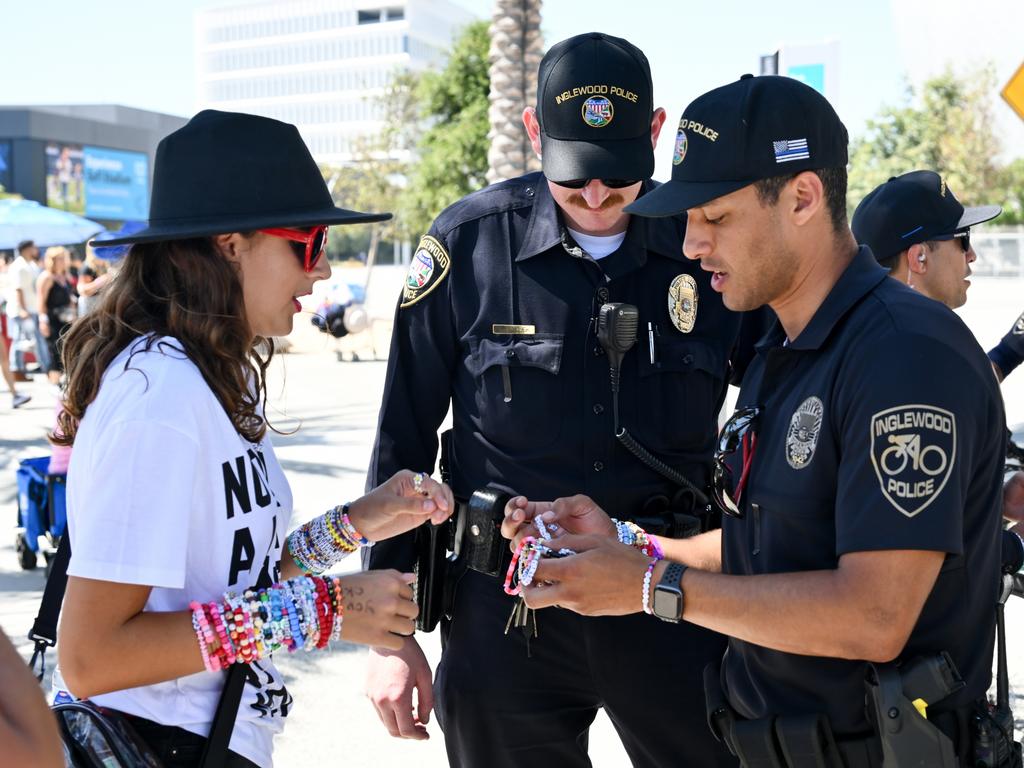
[435,569,736,768]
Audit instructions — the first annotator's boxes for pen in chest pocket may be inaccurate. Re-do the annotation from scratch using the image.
[502,365,512,403]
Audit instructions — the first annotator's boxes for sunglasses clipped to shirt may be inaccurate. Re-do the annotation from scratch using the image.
[711,405,762,518]
[259,225,329,272]
[550,178,640,190]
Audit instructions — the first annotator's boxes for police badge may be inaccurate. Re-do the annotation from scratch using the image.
[786,396,824,469]
[667,274,698,333]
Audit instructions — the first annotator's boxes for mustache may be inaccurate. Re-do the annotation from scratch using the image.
[565,193,625,211]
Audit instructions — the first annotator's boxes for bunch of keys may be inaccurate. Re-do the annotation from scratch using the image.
[503,518,574,642]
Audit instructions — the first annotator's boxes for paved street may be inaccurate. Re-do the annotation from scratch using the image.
[2,277,1024,766]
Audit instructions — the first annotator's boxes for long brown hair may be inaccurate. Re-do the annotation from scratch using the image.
[54,237,274,446]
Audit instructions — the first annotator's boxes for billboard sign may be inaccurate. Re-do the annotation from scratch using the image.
[83,146,149,220]
[45,142,85,214]
[0,141,11,192]
[46,143,149,219]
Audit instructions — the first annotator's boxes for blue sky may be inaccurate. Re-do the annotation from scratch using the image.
[3,0,906,124]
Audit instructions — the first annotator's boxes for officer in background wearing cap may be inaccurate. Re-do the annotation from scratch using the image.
[506,75,1005,766]
[851,170,1000,312]
[364,33,764,768]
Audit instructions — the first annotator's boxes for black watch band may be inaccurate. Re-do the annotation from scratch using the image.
[652,562,687,623]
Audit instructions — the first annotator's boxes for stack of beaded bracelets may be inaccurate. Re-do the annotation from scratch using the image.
[287,503,373,575]
[503,517,576,596]
[610,519,665,614]
[611,518,664,560]
[190,573,345,672]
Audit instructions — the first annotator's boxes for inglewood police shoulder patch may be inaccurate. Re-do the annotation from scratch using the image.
[869,404,956,518]
[1013,310,1024,336]
[785,396,824,469]
[401,235,451,309]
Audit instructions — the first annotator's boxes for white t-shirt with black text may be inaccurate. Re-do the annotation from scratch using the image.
[66,336,293,768]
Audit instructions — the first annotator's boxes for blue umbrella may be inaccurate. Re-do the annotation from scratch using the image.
[0,198,104,250]
[91,220,147,261]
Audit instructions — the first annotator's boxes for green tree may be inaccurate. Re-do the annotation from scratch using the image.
[318,21,491,256]
[848,67,1007,217]
[401,20,491,237]
[998,157,1024,225]
[322,69,420,261]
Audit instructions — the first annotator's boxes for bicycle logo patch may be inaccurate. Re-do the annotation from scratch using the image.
[870,405,956,518]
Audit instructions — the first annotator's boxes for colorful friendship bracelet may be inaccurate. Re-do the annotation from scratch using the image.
[503,518,576,596]
[611,518,662,559]
[641,558,659,614]
[190,574,347,672]
[288,504,373,575]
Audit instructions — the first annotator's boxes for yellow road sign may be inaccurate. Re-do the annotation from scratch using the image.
[1003,62,1024,122]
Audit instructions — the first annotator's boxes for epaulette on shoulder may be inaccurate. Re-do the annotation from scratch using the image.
[432,173,542,239]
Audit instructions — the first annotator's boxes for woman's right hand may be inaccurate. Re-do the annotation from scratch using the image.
[347,470,455,543]
[338,570,418,651]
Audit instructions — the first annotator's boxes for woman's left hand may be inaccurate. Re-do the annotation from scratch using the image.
[347,470,455,543]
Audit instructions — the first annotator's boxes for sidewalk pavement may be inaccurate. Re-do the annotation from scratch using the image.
[2,280,1024,766]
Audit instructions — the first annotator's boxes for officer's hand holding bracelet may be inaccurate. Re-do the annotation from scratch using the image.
[502,494,616,551]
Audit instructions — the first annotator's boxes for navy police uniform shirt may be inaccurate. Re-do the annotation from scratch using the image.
[367,173,766,571]
[989,309,1024,380]
[720,246,1005,736]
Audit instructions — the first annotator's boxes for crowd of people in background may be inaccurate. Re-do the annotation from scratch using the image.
[0,238,117,408]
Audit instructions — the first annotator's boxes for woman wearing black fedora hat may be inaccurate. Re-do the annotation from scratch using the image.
[48,111,452,768]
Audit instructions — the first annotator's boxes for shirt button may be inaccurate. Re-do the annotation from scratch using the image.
[593,403,604,414]
[597,287,610,303]
[593,461,604,472]
[506,349,516,359]
[593,345,605,357]
[682,354,694,365]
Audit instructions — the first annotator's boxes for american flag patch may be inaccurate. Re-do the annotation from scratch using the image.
[773,138,809,163]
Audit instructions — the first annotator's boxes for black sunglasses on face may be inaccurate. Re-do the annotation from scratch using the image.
[932,229,971,254]
[712,405,762,518]
[550,178,640,190]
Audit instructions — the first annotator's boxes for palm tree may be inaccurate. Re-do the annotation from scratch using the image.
[486,0,543,185]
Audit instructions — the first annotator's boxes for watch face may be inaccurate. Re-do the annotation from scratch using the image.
[652,588,682,622]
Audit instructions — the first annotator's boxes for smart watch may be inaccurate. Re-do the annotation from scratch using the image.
[652,562,687,623]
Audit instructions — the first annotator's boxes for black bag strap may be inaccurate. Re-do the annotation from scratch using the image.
[199,663,247,767]
[28,533,71,680]
[28,532,248,767]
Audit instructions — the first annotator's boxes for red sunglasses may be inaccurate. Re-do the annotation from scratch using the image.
[258,225,328,272]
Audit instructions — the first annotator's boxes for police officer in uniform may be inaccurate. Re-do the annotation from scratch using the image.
[850,169,1001,312]
[508,75,1006,766]
[364,33,763,767]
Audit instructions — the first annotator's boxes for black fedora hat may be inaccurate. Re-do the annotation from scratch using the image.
[95,110,390,246]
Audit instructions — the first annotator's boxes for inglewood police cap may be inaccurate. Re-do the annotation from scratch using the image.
[627,74,849,217]
[536,32,655,183]
[851,170,1002,263]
